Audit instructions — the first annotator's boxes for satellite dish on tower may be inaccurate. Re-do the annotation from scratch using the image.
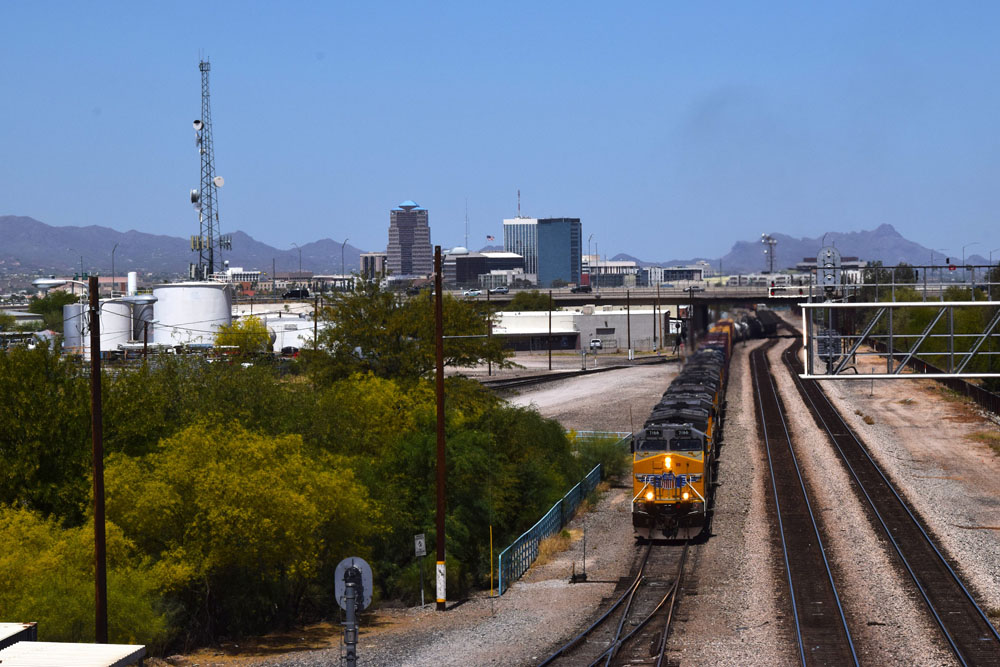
[213,176,225,187]
[193,119,203,131]
[190,189,200,203]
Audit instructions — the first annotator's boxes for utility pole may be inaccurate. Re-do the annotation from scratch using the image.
[654,283,660,351]
[88,275,108,643]
[548,290,553,371]
[626,290,631,359]
[313,296,319,349]
[487,290,492,377]
[433,246,447,611]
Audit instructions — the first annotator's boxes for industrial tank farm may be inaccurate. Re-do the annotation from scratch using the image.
[60,300,132,359]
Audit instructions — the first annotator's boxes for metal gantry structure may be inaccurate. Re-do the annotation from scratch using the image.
[190,59,231,280]
[797,263,1000,380]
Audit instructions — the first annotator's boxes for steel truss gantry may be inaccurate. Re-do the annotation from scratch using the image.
[799,301,1000,380]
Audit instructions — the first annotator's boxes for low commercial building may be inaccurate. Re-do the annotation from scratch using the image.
[492,304,678,352]
[443,248,525,287]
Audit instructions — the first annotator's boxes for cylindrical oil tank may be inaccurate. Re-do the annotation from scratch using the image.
[62,303,86,355]
[62,301,132,359]
[152,282,232,346]
[100,301,133,354]
[127,271,138,296]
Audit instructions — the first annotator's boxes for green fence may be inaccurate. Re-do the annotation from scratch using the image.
[496,431,632,595]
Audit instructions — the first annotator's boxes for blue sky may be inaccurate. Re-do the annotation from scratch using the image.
[2,2,1000,262]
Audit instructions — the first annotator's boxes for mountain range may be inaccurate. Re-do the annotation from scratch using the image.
[0,215,365,278]
[612,224,990,274]
[1,215,990,284]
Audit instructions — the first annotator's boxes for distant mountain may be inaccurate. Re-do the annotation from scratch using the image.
[0,215,366,277]
[638,224,983,274]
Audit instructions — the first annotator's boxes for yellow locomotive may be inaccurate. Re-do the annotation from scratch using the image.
[632,321,733,540]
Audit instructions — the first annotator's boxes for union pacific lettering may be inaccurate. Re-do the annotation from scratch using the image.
[635,472,702,489]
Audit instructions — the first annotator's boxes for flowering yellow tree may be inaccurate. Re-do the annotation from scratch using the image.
[214,315,271,355]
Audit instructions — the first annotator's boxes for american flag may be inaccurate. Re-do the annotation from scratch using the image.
[486,235,495,241]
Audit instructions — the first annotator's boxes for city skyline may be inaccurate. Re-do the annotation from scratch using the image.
[2,3,999,261]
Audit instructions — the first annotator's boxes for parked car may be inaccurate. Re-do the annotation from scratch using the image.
[589,338,603,349]
[463,289,483,297]
[570,285,592,293]
[488,286,509,294]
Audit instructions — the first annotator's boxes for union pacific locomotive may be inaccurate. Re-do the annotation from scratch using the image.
[631,319,737,540]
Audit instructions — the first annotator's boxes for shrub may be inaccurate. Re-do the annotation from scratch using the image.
[0,506,170,649]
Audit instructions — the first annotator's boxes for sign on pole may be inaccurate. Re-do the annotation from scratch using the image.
[414,533,426,558]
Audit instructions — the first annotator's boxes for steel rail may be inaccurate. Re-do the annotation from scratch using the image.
[589,542,690,667]
[782,336,1000,665]
[536,542,653,667]
[750,342,858,666]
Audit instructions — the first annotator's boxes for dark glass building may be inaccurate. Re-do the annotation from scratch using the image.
[537,218,582,287]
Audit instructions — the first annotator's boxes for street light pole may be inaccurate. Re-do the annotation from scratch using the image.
[111,243,118,297]
[587,234,593,286]
[342,238,350,283]
[962,242,979,285]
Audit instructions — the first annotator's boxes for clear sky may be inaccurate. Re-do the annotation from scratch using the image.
[2,1,999,262]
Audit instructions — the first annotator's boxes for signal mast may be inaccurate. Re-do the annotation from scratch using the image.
[189,59,231,280]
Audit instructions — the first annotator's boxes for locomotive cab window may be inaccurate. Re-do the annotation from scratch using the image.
[670,438,702,451]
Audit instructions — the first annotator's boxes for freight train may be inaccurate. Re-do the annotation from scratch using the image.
[631,313,767,540]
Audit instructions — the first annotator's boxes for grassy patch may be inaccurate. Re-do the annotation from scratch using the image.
[986,606,1000,620]
[535,529,580,567]
[898,398,915,406]
[855,409,864,416]
[862,415,875,425]
[969,430,1000,456]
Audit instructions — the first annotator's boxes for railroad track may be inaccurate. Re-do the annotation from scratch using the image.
[781,331,1000,665]
[749,339,858,666]
[538,541,688,667]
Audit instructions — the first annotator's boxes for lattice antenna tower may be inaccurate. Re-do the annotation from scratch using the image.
[189,58,230,280]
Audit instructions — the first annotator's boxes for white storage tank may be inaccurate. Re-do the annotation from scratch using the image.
[61,300,133,359]
[152,282,232,346]
[62,303,86,356]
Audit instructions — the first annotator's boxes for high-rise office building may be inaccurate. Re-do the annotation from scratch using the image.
[503,217,538,277]
[387,200,433,277]
[537,218,582,287]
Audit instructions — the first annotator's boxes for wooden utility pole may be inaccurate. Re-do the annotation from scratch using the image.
[433,247,447,611]
[88,275,108,643]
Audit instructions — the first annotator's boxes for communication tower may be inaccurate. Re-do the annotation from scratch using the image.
[189,59,231,280]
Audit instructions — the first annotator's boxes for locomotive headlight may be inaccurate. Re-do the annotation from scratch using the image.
[664,456,672,469]
[645,491,654,501]
[682,491,690,500]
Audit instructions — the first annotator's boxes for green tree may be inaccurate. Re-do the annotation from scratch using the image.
[106,421,373,640]
[0,506,170,648]
[28,290,80,333]
[507,290,555,311]
[0,311,15,330]
[311,279,510,382]
[214,315,271,355]
[0,346,90,520]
